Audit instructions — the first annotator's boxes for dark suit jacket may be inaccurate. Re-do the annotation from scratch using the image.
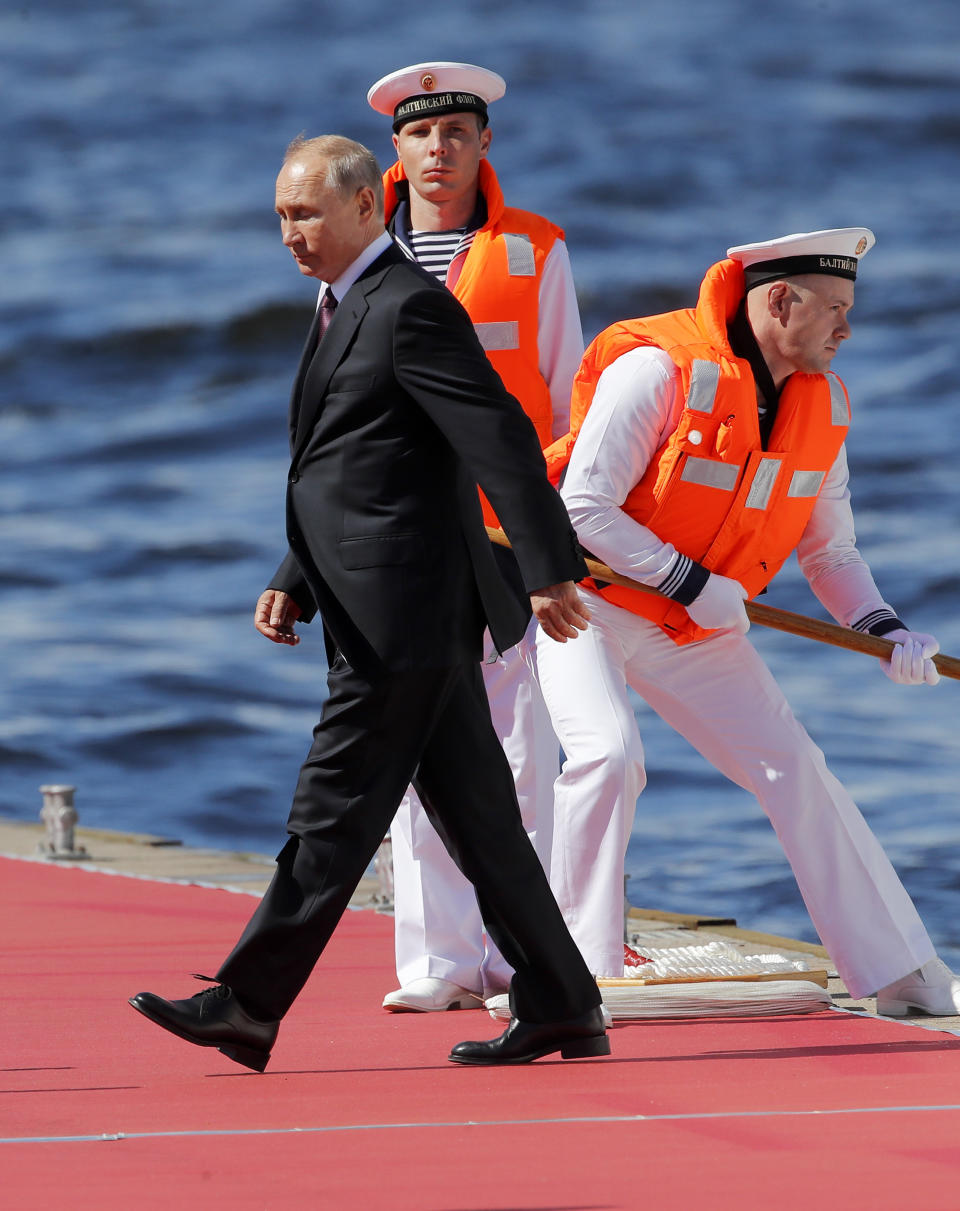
[269,241,586,678]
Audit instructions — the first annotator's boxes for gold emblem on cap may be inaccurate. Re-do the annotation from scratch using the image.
[855,237,867,255]
[421,73,436,91]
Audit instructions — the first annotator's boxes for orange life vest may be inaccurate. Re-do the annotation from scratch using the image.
[545,258,851,644]
[384,159,561,526]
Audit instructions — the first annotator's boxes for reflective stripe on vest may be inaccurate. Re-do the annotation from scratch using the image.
[502,233,537,276]
[687,360,721,414]
[828,375,848,425]
[789,469,826,497]
[681,457,739,491]
[744,457,782,510]
[474,321,520,351]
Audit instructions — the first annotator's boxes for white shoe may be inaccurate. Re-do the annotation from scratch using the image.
[484,992,613,1028]
[382,977,480,1013]
[875,958,960,1017]
[484,992,511,1019]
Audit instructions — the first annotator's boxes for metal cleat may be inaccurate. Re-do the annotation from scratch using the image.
[37,784,89,860]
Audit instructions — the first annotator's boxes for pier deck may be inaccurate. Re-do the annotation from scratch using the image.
[3,817,959,1209]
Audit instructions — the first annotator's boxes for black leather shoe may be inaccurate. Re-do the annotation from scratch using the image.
[129,975,278,1072]
[448,1006,610,1065]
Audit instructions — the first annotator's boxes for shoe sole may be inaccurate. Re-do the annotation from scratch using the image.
[382,999,477,1012]
[128,997,271,1072]
[876,998,959,1018]
[448,1033,612,1065]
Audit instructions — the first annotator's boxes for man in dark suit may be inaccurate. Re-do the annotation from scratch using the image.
[129,134,609,1071]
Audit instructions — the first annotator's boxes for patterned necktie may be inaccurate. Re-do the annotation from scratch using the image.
[316,286,338,344]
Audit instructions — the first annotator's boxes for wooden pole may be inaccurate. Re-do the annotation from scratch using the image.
[597,968,829,989]
[485,526,960,681]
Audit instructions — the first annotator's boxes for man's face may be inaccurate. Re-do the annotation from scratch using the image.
[392,113,491,207]
[778,275,855,375]
[275,155,369,282]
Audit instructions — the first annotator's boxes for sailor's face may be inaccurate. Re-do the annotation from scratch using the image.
[780,276,854,375]
[392,113,491,205]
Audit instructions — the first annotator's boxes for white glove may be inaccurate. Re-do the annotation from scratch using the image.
[686,573,750,634]
[882,629,940,686]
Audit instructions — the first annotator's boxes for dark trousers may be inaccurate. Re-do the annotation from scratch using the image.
[217,655,600,1024]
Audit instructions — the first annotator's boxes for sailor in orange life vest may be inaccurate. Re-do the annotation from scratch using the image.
[359,62,584,1014]
[530,227,958,1016]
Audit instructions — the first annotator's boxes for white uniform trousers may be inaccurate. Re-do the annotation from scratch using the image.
[528,589,935,997]
[392,621,560,995]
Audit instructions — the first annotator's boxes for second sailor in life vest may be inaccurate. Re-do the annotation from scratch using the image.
[545,233,886,645]
[362,60,585,1017]
[384,156,579,525]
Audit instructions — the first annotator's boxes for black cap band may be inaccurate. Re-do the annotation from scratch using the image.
[392,91,488,132]
[743,253,859,291]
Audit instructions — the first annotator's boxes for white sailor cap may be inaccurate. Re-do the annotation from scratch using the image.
[367,61,506,132]
[727,227,876,290]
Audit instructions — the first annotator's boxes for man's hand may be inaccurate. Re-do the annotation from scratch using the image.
[530,581,591,642]
[255,589,302,646]
[882,629,940,686]
[686,572,750,634]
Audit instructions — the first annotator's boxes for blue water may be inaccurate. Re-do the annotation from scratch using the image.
[3,1,959,963]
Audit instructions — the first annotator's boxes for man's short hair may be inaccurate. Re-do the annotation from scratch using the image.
[284,134,385,218]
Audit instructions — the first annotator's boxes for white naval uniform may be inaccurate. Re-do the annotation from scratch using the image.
[527,345,936,997]
[391,239,583,996]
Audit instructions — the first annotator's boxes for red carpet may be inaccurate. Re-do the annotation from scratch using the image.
[4,856,960,1210]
